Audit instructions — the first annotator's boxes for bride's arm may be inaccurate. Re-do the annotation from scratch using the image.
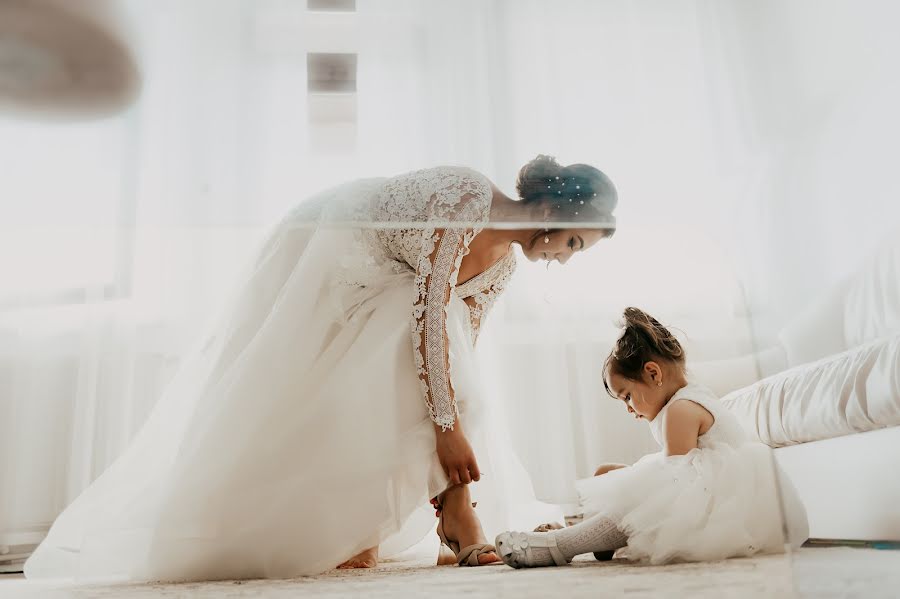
[412,223,469,431]
[414,223,485,486]
[401,169,492,484]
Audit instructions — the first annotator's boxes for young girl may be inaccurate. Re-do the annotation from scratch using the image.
[495,307,809,568]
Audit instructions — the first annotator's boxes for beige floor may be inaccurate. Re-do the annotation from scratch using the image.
[1,547,898,598]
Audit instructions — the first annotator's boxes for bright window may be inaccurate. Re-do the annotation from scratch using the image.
[0,114,137,308]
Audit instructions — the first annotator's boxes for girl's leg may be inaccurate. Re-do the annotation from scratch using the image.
[496,512,627,568]
[553,513,627,560]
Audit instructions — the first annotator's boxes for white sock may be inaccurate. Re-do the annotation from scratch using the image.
[554,514,627,560]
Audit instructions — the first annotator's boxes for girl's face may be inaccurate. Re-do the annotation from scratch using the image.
[606,363,669,421]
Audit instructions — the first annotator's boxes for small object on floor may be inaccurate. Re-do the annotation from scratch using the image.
[565,514,585,527]
[804,538,900,550]
[593,550,615,561]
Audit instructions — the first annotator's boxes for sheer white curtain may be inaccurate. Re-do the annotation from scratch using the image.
[0,0,287,554]
[473,0,752,503]
[695,0,900,339]
[353,0,900,503]
[354,0,757,504]
[3,0,899,556]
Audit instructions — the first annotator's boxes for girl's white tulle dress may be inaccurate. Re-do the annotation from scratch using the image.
[576,383,809,564]
[25,167,558,582]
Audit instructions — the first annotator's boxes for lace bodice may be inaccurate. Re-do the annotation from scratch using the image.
[370,166,510,430]
[455,250,516,342]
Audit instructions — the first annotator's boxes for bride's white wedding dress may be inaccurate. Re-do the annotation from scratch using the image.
[25,166,556,582]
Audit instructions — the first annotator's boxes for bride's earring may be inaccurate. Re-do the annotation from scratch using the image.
[544,229,550,244]
[657,381,663,387]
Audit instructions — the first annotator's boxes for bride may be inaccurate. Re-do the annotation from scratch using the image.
[25,154,617,581]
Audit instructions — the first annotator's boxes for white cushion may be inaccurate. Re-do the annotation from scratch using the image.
[723,334,900,447]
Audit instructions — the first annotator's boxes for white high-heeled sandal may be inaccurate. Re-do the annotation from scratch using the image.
[495,531,568,568]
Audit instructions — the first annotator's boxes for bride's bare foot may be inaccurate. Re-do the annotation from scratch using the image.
[438,485,502,565]
[337,546,378,569]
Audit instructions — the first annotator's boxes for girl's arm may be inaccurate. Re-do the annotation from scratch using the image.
[662,400,709,456]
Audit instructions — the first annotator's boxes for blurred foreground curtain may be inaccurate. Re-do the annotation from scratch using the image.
[2,0,899,556]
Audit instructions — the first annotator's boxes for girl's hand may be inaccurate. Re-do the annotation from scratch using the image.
[434,424,481,485]
[594,463,628,477]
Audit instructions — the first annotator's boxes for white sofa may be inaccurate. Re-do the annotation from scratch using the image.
[722,234,900,542]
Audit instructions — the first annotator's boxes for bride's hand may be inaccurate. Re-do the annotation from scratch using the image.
[434,424,481,485]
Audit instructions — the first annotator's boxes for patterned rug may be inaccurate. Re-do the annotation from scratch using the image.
[2,547,898,598]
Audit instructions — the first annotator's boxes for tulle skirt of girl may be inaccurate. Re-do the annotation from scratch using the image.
[576,442,809,564]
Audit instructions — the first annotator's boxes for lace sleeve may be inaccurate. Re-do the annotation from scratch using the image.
[411,178,490,431]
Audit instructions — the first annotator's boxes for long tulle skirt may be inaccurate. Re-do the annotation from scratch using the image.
[25,181,556,582]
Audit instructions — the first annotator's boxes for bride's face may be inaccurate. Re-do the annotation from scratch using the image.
[520,228,608,263]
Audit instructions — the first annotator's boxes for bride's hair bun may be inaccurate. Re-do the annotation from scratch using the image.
[516,154,563,202]
[515,154,618,225]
